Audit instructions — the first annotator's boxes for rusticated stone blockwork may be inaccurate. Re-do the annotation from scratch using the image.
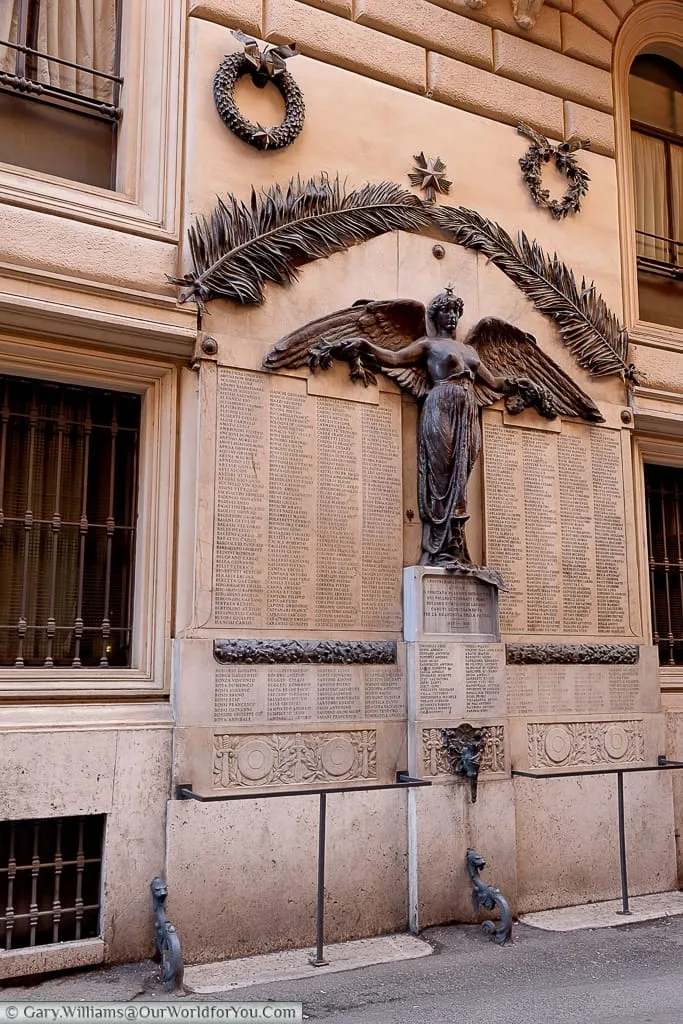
[192,0,640,154]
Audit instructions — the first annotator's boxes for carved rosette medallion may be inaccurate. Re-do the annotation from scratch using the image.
[527,721,645,769]
[213,730,377,789]
[422,726,506,778]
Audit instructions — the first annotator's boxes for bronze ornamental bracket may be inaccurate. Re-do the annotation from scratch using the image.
[441,724,486,802]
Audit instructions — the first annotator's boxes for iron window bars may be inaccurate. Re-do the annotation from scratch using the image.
[645,464,683,666]
[0,0,123,122]
[0,374,140,669]
[0,815,104,950]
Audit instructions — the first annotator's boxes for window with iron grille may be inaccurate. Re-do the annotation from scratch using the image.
[644,463,683,666]
[0,374,140,669]
[0,0,122,189]
[0,815,104,950]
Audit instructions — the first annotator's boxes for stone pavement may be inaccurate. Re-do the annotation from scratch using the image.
[2,911,683,1023]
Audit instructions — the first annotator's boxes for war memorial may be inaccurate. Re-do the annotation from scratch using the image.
[0,0,681,978]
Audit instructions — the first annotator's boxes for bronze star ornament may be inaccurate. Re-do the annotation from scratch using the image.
[408,152,452,204]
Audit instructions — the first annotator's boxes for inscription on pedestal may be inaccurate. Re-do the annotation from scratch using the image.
[213,370,403,631]
[404,567,500,641]
[483,415,631,636]
[416,643,506,719]
[423,577,496,635]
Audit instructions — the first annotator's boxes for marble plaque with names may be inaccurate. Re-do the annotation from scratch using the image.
[214,662,407,724]
[213,370,403,632]
[414,643,506,720]
[506,647,660,716]
[483,415,631,637]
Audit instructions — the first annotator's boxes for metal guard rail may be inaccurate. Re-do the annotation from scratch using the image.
[512,757,683,916]
[177,773,432,966]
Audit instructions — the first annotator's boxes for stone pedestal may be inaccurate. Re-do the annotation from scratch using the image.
[403,566,500,642]
[404,566,511,930]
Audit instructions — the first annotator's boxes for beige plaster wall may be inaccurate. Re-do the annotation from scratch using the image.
[0,714,172,973]
[664,702,683,885]
[414,780,518,928]
[514,771,678,911]
[166,789,408,962]
[189,0,629,155]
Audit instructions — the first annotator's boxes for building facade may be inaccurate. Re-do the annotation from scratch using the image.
[0,0,682,976]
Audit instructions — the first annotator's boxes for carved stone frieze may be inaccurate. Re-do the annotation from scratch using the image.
[506,645,640,666]
[213,640,397,665]
[213,730,377,789]
[527,721,645,769]
[422,726,506,778]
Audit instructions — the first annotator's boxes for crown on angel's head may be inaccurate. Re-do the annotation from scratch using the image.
[427,286,465,325]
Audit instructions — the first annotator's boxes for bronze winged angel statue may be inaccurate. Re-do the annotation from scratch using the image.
[263,288,603,576]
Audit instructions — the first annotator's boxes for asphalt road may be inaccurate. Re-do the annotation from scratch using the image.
[231,917,683,1024]
[4,916,683,1024]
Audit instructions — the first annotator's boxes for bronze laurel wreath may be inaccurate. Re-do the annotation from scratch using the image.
[213,34,305,151]
[517,123,591,220]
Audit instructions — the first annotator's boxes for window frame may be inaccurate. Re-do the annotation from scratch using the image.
[631,120,683,276]
[613,0,683,346]
[634,431,683,692]
[0,332,177,698]
[0,0,184,240]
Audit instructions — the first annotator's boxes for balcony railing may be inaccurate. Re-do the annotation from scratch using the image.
[0,37,122,121]
[636,230,683,281]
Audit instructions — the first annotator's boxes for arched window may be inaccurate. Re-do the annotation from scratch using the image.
[629,52,683,326]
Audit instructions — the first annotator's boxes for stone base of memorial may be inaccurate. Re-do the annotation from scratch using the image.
[506,644,665,771]
[171,637,409,794]
[403,565,514,931]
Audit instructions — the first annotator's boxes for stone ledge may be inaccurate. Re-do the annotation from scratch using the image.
[0,939,104,982]
[184,933,433,993]
[521,891,683,931]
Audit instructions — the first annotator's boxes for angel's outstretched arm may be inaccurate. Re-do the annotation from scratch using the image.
[347,337,428,368]
[475,359,512,392]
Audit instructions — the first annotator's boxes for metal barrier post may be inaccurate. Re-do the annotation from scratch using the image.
[310,791,329,966]
[176,773,431,964]
[616,770,631,915]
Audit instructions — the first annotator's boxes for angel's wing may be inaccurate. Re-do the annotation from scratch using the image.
[263,299,430,398]
[466,316,603,422]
